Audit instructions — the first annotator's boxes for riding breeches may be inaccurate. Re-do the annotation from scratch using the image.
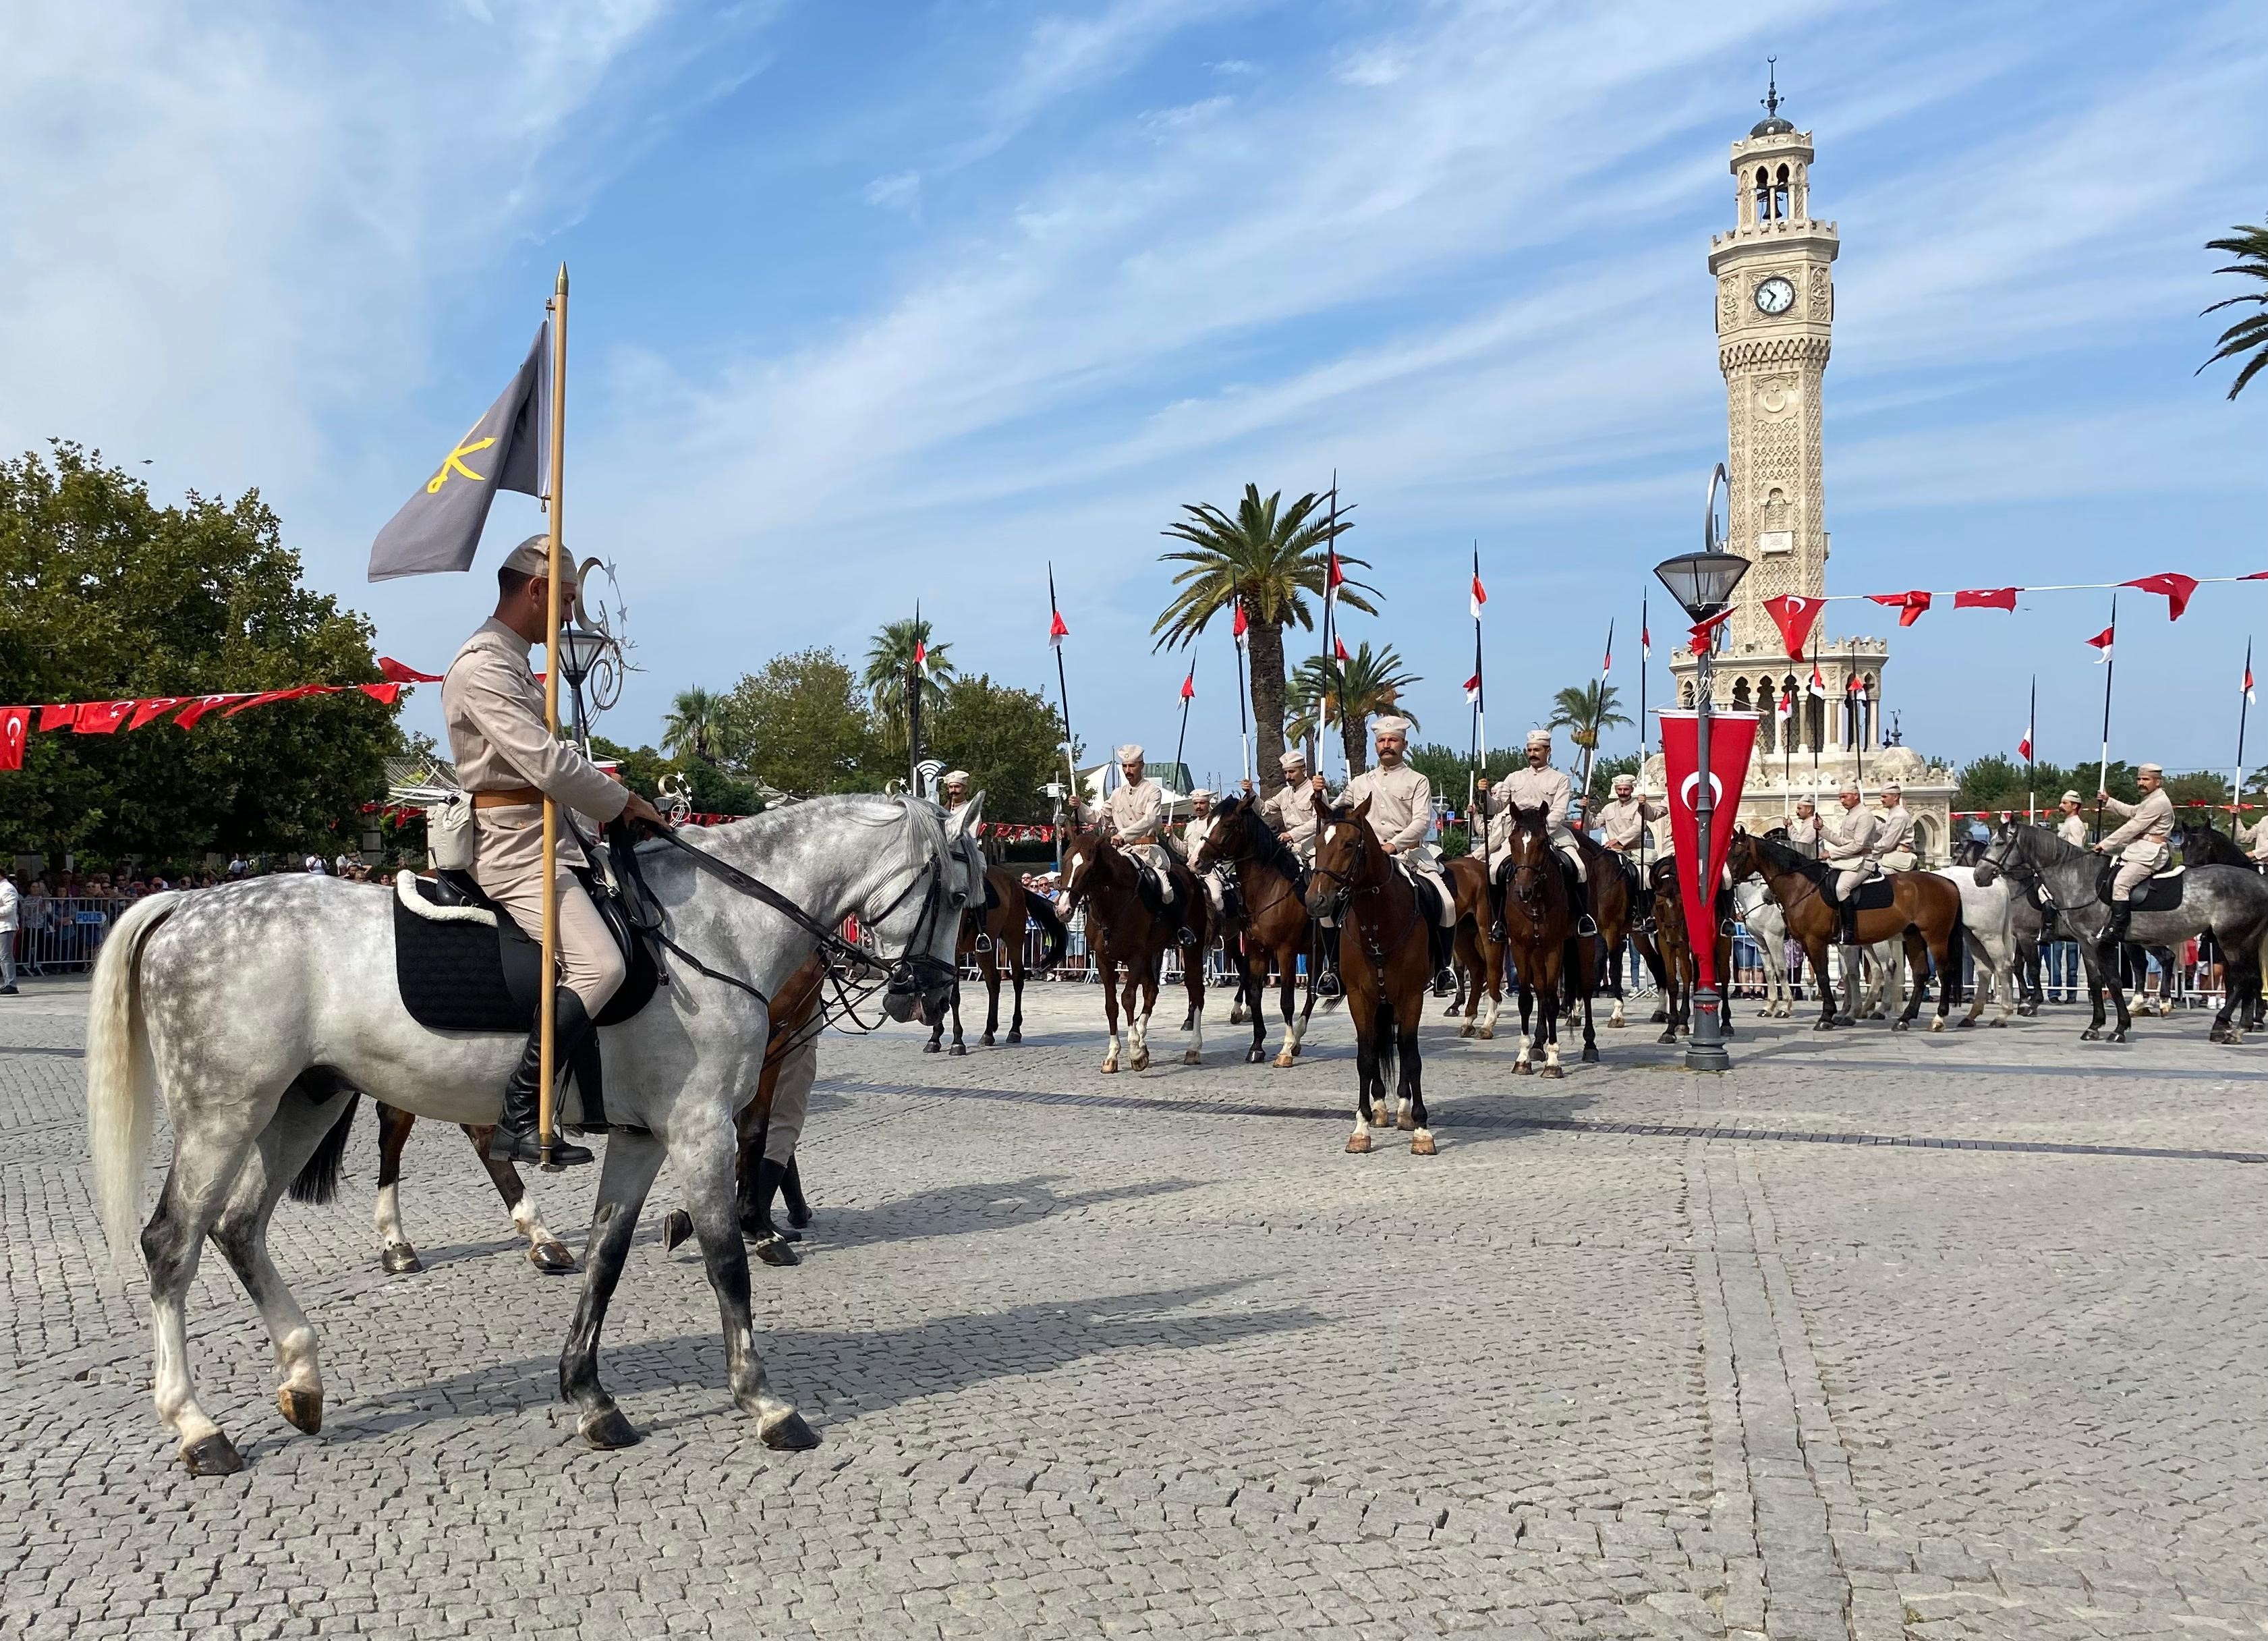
[1832,866,1869,901]
[1550,829,1585,881]
[473,806,627,1013]
[1198,866,1228,913]
[2110,857,2159,904]
[1128,841,1177,903]
[763,1034,816,1165]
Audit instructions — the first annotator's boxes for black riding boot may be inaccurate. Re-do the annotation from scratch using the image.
[1488,876,1508,944]
[745,1157,801,1265]
[781,1155,812,1229]
[1562,858,1597,936]
[488,990,598,1167]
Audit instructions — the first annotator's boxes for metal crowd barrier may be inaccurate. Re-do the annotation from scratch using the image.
[9,895,140,974]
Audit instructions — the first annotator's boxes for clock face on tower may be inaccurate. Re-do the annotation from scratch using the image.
[1754,275,1796,316]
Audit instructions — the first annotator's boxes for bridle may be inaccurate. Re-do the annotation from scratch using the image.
[1309,813,1421,964]
[1197,802,1303,923]
[610,812,966,1031]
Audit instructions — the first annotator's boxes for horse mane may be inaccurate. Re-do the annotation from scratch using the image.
[2014,821,2091,872]
[644,792,948,885]
[1212,794,1304,883]
[1749,830,1834,891]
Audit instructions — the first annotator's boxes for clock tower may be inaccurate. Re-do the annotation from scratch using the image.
[1707,80,1838,658]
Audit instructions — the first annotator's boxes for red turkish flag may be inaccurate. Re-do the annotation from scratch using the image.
[1759,594,1825,658]
[171,693,250,729]
[1659,709,1759,1001]
[358,682,404,706]
[1179,668,1195,702]
[1688,607,1735,655]
[74,700,135,734]
[224,684,327,718]
[1954,587,2018,611]
[2122,572,2199,620]
[1867,590,1932,627]
[0,708,27,771]
[1333,634,1351,663]
[1048,609,1069,648]
[377,657,444,684]
[1230,601,1247,646]
[38,703,78,731]
[127,697,189,731]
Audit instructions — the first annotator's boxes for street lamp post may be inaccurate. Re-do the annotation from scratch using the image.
[1655,465,1750,1073]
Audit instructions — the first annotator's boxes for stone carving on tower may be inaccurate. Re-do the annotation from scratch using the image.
[1651,74,1956,860]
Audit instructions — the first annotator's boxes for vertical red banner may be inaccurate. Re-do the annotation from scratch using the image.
[0,708,27,771]
[1658,710,1760,995]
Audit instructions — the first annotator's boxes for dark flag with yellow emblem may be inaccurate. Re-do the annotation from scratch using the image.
[367,323,549,581]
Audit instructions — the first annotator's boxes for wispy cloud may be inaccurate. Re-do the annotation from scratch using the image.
[863,169,923,213]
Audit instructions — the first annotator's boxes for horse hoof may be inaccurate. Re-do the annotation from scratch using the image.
[1411,1132,1438,1157]
[1581,1047,1599,1063]
[1649,1009,1669,1024]
[1459,1024,1475,1038]
[1988,1018,2007,1029]
[948,1044,968,1057]
[661,1209,694,1252]
[579,1407,643,1450]
[2080,1028,2101,1041]
[1658,1030,1678,1044]
[1396,1109,1416,1131]
[1543,1064,1564,1080]
[1131,1051,1152,1072]
[1606,1018,1625,1029]
[1273,1052,1295,1069]
[1371,1111,1394,1128]
[2109,1029,2128,1044]
[1813,1020,1834,1032]
[1006,1031,1021,1044]
[980,1033,995,1047]
[277,1386,323,1435]
[1345,1132,1372,1154]
[1100,1060,1118,1074]
[756,1235,800,1269]
[1512,1061,1533,1076]
[1930,1019,1947,1033]
[922,1040,941,1055]
[380,1245,422,1275]
[529,1240,577,1273]
[181,1432,243,1476]
[1183,1050,1202,1065]
[760,1410,821,1451]
[1892,1020,1909,1033]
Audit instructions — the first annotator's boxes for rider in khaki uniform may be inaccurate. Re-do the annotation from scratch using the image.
[1871,781,1919,872]
[1781,795,1822,859]
[1818,779,1879,947]
[1330,716,1454,989]
[1478,728,1585,941]
[1249,748,1327,862]
[1180,789,1229,916]
[443,537,666,1166]
[2055,791,2089,848]
[2095,762,2175,953]
[1094,744,1196,947]
[1593,773,1665,875]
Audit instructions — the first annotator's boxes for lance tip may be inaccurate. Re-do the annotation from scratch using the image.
[556,262,569,294]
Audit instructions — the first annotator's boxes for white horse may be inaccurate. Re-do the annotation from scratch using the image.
[1934,864,2019,1026]
[88,794,980,1474]
[1734,878,1903,1020]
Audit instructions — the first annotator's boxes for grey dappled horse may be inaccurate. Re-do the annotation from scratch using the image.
[1980,823,2268,1042]
[88,794,981,1474]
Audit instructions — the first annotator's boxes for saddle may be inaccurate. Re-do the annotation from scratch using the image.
[2094,857,2186,914]
[1843,872,1898,913]
[391,866,661,1128]
[1401,864,1456,928]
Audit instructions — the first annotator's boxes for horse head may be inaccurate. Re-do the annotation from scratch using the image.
[1192,795,1247,872]
[1305,797,1381,920]
[1056,824,1121,911]
[884,791,984,1024]
[1498,804,1558,908]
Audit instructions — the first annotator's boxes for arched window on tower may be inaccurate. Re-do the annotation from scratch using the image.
[1754,166,1775,222]
[1771,164,1791,222]
[1732,677,1751,716]
[1755,679,1774,754]
[1680,680,1695,709]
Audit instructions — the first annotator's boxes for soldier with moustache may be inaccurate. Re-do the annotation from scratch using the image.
[1477,727,1587,944]
[1092,744,1198,947]
[1332,716,1457,990]
[2094,762,2176,955]
[1817,779,1879,947]
[1593,772,1666,882]
[1780,794,1822,859]
[1872,781,1919,872]
[1245,747,1341,992]
[443,537,669,1167]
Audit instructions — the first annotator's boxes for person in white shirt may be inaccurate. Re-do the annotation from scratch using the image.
[0,874,20,995]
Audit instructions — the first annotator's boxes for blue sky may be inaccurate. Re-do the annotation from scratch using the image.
[6,0,2268,783]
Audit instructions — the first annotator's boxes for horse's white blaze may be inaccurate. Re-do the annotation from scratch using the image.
[1324,825,1339,845]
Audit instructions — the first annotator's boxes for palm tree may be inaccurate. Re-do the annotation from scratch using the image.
[1152,484,1376,796]
[2200,221,2268,399]
[1287,642,1421,777]
[661,686,729,765]
[862,616,956,754]
[1548,680,1632,800]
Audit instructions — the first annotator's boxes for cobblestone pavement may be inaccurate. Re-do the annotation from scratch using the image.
[3,971,2266,1640]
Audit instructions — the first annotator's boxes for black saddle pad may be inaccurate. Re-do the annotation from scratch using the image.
[1852,874,1898,912]
[1409,870,1446,926]
[2095,860,2185,913]
[393,871,658,1034]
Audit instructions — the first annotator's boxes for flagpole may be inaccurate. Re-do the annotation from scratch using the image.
[2095,594,2117,841]
[1472,544,1486,871]
[1232,607,1251,790]
[2026,674,2037,826]
[2235,640,2252,816]
[1172,659,1195,798]
[536,263,568,1171]
[1637,592,1648,874]
[1049,563,1077,850]
[1322,472,1340,781]
[1809,638,1820,775]
[1585,618,1612,802]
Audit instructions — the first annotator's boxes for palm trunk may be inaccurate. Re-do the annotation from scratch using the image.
[1250,619,1289,798]
[1340,711,1367,777]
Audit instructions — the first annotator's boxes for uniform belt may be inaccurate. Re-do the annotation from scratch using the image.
[472,787,546,810]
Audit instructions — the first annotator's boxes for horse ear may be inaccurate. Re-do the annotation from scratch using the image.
[958,791,987,833]
[1352,796,1373,823]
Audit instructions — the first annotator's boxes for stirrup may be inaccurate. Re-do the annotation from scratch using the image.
[1314,968,1343,999]
[487,1124,594,1167]
[1575,914,1599,937]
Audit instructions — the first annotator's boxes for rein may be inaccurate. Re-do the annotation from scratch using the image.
[1312,816,1421,969]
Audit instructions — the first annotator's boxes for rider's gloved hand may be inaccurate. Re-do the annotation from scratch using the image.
[622,791,669,832]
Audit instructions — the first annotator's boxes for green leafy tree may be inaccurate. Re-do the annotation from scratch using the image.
[0,443,397,864]
[1152,484,1376,798]
[2199,220,2268,398]
[927,673,1069,822]
[719,648,882,797]
[660,686,730,765]
[863,616,956,757]
[1286,642,1419,776]
[1548,680,1632,798]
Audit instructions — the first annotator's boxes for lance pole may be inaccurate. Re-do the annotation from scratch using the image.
[537,263,569,1171]
[2095,594,2117,841]
[1637,591,1648,874]
[2026,674,2037,826]
[1172,659,1195,800]
[2235,641,2252,816]
[1049,563,1077,864]
[1233,605,1251,789]
[1321,472,1340,781]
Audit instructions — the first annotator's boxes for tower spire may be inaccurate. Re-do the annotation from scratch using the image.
[1761,57,1781,121]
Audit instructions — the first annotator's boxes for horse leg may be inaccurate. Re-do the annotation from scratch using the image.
[1514,970,1536,1072]
[1400,998,1434,1155]
[211,1088,351,1442]
[1182,939,1206,1065]
[1454,924,1481,1038]
[559,1128,671,1449]
[1892,928,1927,1031]
[667,1114,819,1451]
[463,1125,575,1273]
[980,951,1001,1046]
[373,1101,423,1274]
[142,1086,289,1474]
[947,978,968,1057]
[924,993,946,1055]
[1482,942,1503,1040]
[1100,958,1123,1072]
[1128,964,1154,1072]
[1807,939,1837,1031]
[1006,953,1025,1044]
[1579,974,1599,1063]
[1540,957,1564,1079]
[1346,1015,1377,1152]
[1931,925,1957,1032]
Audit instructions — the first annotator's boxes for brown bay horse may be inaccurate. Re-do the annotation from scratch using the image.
[1442,853,1507,1039]
[1728,829,1965,1032]
[1307,794,1436,1154]
[926,865,1070,1053]
[1058,827,1209,1072]
[1191,795,1322,1066]
[1494,804,1593,1074]
[1647,854,1732,1045]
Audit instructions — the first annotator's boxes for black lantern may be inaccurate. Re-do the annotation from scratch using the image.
[1653,551,1751,622]
[557,625,609,690]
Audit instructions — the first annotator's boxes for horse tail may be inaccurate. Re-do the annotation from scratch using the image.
[87,891,186,1271]
[287,1092,362,1206]
[1026,891,1069,971]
